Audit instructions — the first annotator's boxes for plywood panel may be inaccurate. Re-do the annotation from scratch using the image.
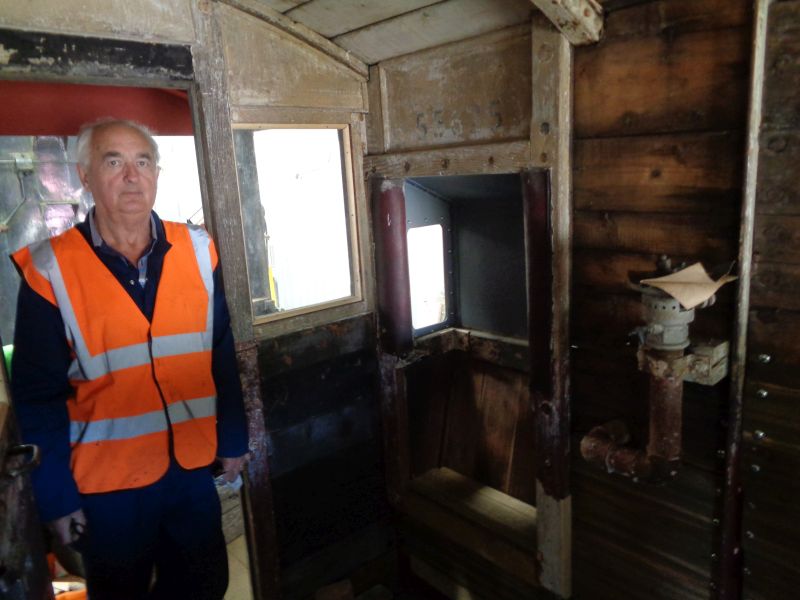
[0,0,195,43]
[574,132,743,214]
[287,0,442,38]
[574,25,750,138]
[376,26,531,152]
[333,0,532,65]
[219,3,366,110]
[256,0,305,12]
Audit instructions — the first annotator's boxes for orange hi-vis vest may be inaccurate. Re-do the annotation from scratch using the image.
[12,221,219,494]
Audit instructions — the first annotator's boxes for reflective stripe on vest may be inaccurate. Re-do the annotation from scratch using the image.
[27,225,215,383]
[15,221,218,492]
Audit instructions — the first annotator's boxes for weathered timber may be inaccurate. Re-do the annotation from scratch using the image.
[379,354,411,505]
[523,165,571,596]
[366,65,386,155]
[192,0,253,341]
[573,211,738,261]
[401,475,539,588]
[574,132,744,214]
[218,3,367,111]
[236,341,281,600]
[414,328,530,372]
[750,260,800,310]
[410,468,537,552]
[286,0,441,39]
[601,0,750,39]
[574,25,750,138]
[371,26,531,153]
[332,0,533,65]
[529,0,604,46]
[0,27,192,85]
[218,0,368,78]
[365,140,531,179]
[256,314,374,377]
[0,0,196,43]
[746,308,800,390]
[761,1,800,131]
[753,213,800,265]
[756,129,800,215]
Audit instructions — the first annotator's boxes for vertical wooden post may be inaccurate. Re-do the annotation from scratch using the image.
[236,341,281,600]
[529,12,573,598]
[718,1,771,598]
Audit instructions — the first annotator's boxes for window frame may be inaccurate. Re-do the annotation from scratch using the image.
[230,110,371,339]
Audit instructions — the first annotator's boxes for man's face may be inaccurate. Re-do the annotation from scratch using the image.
[78,124,159,222]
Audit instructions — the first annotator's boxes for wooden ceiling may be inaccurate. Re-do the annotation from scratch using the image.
[254,0,535,64]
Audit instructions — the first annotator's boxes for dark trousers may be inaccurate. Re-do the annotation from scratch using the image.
[77,461,228,600]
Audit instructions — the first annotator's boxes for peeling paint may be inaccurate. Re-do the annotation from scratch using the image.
[0,44,17,65]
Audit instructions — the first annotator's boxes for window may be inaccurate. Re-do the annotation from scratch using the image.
[233,126,360,322]
[407,225,447,329]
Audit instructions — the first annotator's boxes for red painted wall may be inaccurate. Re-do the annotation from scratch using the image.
[0,81,193,136]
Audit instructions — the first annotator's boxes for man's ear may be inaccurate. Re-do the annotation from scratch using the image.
[76,164,90,190]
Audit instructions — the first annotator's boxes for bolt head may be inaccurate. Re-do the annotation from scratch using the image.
[756,388,768,399]
[756,353,772,364]
[753,430,766,441]
[751,464,761,473]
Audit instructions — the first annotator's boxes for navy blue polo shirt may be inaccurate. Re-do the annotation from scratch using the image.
[10,210,249,521]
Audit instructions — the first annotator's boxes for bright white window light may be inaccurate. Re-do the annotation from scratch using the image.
[407,224,447,329]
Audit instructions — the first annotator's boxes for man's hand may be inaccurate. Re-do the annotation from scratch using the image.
[48,508,87,546]
[218,454,249,482]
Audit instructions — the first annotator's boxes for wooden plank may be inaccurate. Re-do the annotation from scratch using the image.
[574,132,744,214]
[409,467,537,551]
[366,65,386,155]
[219,0,369,78]
[573,210,737,259]
[0,0,196,44]
[218,3,367,110]
[506,379,536,505]
[405,354,452,477]
[761,1,800,131]
[401,474,539,587]
[601,0,750,39]
[286,0,443,38]
[191,0,253,341]
[474,364,526,491]
[333,0,533,65]
[379,354,411,504]
[573,249,671,293]
[374,25,531,152]
[529,0,604,46]
[746,308,800,390]
[365,139,531,178]
[257,0,304,12]
[574,25,750,138]
[756,129,800,215]
[236,341,281,600]
[754,212,800,262]
[742,380,800,450]
[440,353,481,477]
[750,260,800,310]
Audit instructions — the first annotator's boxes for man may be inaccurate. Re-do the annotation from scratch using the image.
[10,119,249,599]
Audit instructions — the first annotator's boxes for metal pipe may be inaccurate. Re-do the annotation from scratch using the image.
[580,347,685,483]
[372,179,413,355]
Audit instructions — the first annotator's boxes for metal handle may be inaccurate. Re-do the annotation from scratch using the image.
[4,444,40,478]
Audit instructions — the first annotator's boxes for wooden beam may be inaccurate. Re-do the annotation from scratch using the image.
[530,0,604,45]
[529,12,573,599]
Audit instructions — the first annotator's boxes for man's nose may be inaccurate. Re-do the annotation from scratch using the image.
[122,161,139,181]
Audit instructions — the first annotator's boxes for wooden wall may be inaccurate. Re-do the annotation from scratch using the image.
[741,2,800,598]
[571,1,751,598]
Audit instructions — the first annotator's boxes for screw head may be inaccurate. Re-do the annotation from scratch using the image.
[751,464,761,473]
[757,353,772,364]
[746,530,755,539]
[717,449,726,458]
[713,518,720,526]
[756,388,769,399]
[753,430,766,441]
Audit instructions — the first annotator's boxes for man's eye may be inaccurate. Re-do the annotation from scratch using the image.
[107,159,121,167]
[137,160,150,168]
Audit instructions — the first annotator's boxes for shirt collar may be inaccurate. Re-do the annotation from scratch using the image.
[88,207,158,248]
